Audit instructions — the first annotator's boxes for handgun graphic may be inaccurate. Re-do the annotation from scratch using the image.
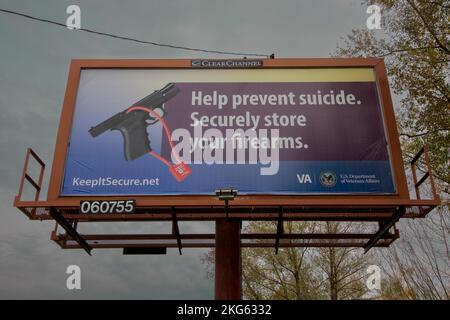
[88,83,180,161]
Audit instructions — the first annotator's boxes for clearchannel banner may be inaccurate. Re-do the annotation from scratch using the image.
[61,68,395,195]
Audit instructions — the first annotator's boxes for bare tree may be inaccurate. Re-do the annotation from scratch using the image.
[313,222,370,300]
[202,221,371,300]
[378,206,450,299]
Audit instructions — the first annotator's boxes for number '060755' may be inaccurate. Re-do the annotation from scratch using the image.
[79,200,135,214]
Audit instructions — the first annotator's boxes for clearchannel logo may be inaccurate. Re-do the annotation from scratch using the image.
[191,59,263,68]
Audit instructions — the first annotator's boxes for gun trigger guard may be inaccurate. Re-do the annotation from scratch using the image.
[146,117,158,125]
[146,106,166,125]
[155,106,166,117]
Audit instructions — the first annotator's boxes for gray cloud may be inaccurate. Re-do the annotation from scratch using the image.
[0,0,371,299]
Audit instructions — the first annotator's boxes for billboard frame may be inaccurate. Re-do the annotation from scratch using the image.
[47,58,408,204]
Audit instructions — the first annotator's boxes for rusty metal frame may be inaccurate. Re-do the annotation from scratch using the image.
[13,201,440,222]
[275,206,284,254]
[15,148,45,219]
[49,207,92,255]
[410,145,441,217]
[171,207,182,255]
[12,58,441,254]
[52,230,399,250]
[11,143,432,253]
[363,206,405,253]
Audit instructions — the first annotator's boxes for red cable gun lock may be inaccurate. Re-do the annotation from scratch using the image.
[126,106,192,182]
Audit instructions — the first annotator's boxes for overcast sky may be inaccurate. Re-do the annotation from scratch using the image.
[0,0,379,299]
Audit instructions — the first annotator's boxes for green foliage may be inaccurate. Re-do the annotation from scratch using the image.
[336,0,450,193]
[336,2,449,300]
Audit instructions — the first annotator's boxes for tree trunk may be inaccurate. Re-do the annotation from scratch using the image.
[329,247,338,300]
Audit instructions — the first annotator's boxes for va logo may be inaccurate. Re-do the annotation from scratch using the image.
[319,171,337,188]
[297,174,312,184]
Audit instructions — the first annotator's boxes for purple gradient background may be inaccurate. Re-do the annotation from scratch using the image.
[161,82,389,161]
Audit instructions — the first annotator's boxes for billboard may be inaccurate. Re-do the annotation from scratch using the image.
[55,60,399,196]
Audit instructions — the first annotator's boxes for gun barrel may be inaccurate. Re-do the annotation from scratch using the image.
[89,83,180,138]
[132,83,180,108]
[88,111,127,137]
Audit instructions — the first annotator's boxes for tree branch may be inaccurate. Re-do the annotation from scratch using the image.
[400,128,450,138]
[377,45,442,57]
[404,0,450,54]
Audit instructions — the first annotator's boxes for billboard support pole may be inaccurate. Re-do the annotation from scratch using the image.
[49,207,92,255]
[363,206,405,253]
[171,206,182,255]
[275,206,284,254]
[215,219,241,300]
